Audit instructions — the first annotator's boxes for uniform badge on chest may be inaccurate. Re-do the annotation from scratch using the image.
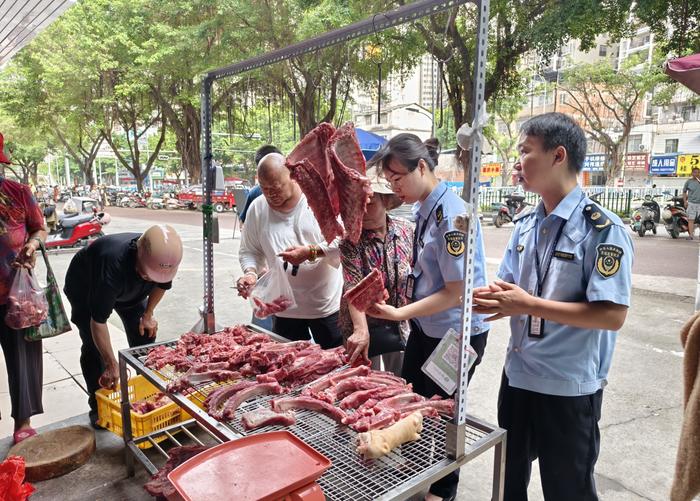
[444,230,465,257]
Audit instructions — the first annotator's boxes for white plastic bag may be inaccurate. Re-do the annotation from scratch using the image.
[249,261,297,319]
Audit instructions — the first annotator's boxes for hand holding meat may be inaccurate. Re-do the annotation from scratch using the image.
[278,246,311,266]
[346,328,370,365]
[473,280,535,321]
[139,314,158,338]
[236,273,257,299]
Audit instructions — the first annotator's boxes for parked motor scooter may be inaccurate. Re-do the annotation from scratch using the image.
[661,196,700,239]
[45,208,111,249]
[630,195,661,237]
[492,193,529,228]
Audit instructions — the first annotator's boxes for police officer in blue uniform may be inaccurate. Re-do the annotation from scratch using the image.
[474,113,634,501]
[367,135,488,501]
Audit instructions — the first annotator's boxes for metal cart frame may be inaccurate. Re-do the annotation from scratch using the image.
[120,0,507,499]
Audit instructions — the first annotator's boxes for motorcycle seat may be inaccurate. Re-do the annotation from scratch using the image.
[60,214,93,228]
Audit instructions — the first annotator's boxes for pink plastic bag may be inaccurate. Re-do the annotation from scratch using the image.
[5,268,49,330]
[248,261,297,319]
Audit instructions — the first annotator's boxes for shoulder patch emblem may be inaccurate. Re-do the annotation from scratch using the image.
[596,244,624,278]
[516,244,524,253]
[584,204,613,231]
[436,205,444,225]
[444,230,465,257]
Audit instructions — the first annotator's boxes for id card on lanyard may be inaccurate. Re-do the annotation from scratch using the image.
[528,219,566,338]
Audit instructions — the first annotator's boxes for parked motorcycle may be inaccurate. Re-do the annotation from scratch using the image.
[45,208,111,249]
[492,194,528,228]
[119,193,148,208]
[630,195,661,237]
[661,196,700,239]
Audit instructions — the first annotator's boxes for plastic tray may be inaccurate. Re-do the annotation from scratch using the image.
[168,431,331,501]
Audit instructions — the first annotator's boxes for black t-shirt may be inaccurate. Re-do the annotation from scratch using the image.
[64,233,172,323]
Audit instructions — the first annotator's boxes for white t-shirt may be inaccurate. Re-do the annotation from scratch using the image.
[239,193,342,319]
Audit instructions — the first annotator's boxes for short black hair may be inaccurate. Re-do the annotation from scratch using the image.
[254,145,282,165]
[520,113,587,173]
[368,134,439,174]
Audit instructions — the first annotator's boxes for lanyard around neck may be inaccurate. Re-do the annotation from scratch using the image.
[412,185,448,266]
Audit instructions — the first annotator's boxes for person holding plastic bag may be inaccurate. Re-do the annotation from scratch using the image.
[236,152,343,349]
[0,137,48,444]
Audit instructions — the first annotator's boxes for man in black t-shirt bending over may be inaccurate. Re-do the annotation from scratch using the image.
[65,225,183,427]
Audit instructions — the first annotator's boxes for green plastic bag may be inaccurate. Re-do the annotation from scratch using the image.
[23,241,71,342]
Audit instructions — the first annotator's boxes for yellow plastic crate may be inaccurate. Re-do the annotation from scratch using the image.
[96,375,195,449]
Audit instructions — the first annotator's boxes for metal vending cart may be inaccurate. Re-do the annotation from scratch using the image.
[119,0,507,498]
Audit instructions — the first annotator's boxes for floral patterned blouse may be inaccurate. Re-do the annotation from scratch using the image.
[339,216,413,339]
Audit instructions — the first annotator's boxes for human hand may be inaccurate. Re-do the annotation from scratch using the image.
[139,314,158,338]
[473,280,535,321]
[13,241,38,269]
[366,303,405,322]
[346,328,370,366]
[236,273,257,299]
[278,246,311,266]
[98,361,120,390]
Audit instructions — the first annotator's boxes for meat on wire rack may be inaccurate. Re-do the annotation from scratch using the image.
[127,340,487,501]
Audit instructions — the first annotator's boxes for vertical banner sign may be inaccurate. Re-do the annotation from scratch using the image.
[649,155,678,175]
[583,154,606,172]
[677,154,700,177]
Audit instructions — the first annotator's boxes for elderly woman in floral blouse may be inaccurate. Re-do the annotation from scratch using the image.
[339,168,413,376]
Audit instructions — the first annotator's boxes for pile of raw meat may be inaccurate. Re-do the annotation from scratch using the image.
[286,122,372,244]
[144,325,453,436]
[4,294,48,330]
[130,393,172,415]
[343,268,388,312]
[143,445,209,499]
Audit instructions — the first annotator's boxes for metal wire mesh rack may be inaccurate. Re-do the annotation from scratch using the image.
[118,335,506,501]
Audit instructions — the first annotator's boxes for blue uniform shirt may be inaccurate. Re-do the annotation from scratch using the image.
[412,181,488,339]
[497,186,634,396]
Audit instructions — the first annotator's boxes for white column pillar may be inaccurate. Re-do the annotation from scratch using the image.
[64,157,71,186]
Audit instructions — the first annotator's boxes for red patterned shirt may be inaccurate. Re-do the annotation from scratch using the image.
[339,216,413,339]
[0,178,45,304]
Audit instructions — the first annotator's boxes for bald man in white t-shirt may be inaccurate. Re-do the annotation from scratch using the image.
[236,153,343,348]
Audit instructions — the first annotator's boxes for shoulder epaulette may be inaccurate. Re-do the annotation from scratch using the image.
[583,203,613,231]
[512,206,534,222]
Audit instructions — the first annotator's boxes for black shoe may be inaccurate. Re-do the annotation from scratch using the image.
[89,410,105,430]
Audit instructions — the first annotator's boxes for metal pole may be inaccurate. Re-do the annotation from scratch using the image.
[201,76,216,334]
[449,0,490,460]
[115,161,120,188]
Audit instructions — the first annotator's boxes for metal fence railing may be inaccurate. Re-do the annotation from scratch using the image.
[473,186,682,218]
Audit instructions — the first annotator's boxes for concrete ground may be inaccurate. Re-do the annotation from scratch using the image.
[0,209,695,500]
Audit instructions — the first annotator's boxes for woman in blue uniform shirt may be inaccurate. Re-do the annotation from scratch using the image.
[367,134,488,501]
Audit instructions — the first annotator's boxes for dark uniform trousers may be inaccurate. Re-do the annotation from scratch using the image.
[498,372,603,501]
[71,300,153,413]
[401,321,489,499]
